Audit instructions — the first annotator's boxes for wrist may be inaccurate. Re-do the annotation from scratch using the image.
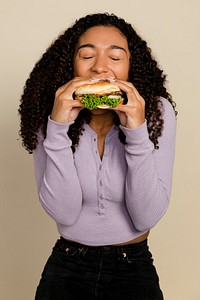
[125,118,145,129]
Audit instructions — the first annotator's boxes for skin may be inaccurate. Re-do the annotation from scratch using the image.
[51,26,149,244]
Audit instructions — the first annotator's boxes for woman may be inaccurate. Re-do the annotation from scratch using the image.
[19,12,177,300]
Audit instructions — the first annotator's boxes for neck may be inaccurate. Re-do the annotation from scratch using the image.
[89,111,115,135]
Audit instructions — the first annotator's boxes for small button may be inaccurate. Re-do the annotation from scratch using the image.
[99,195,103,200]
[100,204,104,209]
[99,165,102,171]
[99,180,103,186]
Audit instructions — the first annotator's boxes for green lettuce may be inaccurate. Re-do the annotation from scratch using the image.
[82,94,121,110]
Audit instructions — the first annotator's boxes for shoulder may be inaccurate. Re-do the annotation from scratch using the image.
[158,97,177,141]
[159,97,176,123]
[159,97,176,127]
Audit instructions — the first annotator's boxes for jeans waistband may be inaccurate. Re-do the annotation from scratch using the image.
[57,236,148,256]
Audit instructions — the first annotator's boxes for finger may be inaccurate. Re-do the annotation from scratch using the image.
[69,99,85,107]
[111,79,143,101]
[61,99,84,109]
[111,104,127,112]
[56,77,101,99]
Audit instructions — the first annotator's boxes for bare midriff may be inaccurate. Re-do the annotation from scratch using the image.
[112,230,150,246]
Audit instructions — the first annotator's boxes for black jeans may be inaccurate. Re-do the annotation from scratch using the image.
[35,237,164,300]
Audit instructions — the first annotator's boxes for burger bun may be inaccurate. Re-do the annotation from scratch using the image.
[75,80,121,96]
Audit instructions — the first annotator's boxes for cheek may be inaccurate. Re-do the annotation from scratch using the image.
[74,62,83,76]
[74,64,91,77]
[114,64,129,80]
[74,57,86,76]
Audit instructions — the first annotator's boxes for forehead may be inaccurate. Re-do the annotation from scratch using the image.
[77,26,128,48]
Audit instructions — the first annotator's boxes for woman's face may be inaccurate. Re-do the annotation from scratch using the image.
[74,26,130,81]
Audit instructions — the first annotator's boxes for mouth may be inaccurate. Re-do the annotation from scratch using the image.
[90,77,116,83]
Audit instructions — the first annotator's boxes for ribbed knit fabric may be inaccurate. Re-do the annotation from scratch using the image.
[33,97,176,246]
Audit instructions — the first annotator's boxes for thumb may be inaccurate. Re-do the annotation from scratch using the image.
[113,109,127,127]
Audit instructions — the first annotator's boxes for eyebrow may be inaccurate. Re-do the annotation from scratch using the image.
[110,45,127,53]
[77,43,127,53]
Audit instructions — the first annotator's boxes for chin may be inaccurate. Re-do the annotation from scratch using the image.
[91,109,113,115]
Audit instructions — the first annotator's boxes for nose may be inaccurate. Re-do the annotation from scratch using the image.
[91,55,108,74]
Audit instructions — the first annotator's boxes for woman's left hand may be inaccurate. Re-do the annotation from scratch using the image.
[110,80,145,129]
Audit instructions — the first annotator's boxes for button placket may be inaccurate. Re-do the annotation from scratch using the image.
[92,136,98,157]
[98,186,105,213]
[97,163,106,215]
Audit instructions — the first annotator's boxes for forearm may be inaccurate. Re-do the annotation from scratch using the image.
[124,138,169,231]
[121,99,176,231]
[33,118,82,225]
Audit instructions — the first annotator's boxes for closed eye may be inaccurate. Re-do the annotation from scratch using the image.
[82,56,93,59]
[110,57,120,61]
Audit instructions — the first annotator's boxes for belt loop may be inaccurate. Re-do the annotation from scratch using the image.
[117,246,125,260]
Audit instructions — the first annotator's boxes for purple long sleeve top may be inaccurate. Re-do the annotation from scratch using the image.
[33,97,176,246]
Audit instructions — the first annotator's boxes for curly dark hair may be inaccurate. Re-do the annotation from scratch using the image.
[18,12,177,153]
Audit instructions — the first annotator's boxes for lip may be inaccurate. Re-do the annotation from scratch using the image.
[90,77,101,82]
[90,77,116,82]
[107,77,116,82]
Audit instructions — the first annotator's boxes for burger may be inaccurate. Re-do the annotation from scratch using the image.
[74,80,124,110]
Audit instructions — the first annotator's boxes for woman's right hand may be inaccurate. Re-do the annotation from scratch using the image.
[51,77,92,124]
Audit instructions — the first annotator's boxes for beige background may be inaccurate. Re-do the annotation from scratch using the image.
[1,0,199,299]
